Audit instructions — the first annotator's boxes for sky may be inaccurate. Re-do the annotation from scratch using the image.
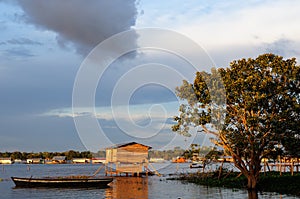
[0,0,300,152]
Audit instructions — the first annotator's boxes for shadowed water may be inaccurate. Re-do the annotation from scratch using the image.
[0,163,298,199]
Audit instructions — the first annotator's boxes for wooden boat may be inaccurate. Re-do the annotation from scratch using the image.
[11,176,113,188]
[189,161,204,169]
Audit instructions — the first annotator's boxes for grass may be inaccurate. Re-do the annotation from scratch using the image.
[259,172,300,196]
[168,171,300,196]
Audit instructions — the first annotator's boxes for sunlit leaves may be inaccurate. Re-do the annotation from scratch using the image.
[172,54,300,187]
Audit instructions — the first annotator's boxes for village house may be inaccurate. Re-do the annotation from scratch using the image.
[72,158,90,164]
[105,142,153,176]
[0,157,13,164]
[14,159,26,164]
[26,158,44,164]
[52,156,67,164]
[91,157,106,164]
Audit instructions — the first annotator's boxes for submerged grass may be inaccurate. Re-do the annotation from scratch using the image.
[168,171,300,196]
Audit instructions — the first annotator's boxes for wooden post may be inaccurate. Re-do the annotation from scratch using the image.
[279,160,282,176]
[291,161,294,176]
[266,162,271,172]
[218,161,224,180]
[110,163,113,176]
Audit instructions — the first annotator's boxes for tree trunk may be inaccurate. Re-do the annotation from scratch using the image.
[247,189,258,199]
[247,174,257,190]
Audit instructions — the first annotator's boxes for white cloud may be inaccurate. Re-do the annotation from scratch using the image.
[137,0,300,66]
[43,101,179,127]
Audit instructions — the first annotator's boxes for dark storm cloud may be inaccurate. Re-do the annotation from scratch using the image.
[16,0,138,55]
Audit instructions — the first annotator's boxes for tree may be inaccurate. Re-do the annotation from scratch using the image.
[10,151,22,160]
[172,54,300,191]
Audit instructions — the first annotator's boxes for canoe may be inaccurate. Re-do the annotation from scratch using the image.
[11,176,113,188]
[189,162,204,169]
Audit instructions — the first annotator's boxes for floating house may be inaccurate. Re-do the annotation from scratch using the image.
[105,142,152,176]
[91,157,106,164]
[0,157,13,164]
[52,156,67,164]
[14,159,26,164]
[149,158,165,163]
[26,158,44,164]
[72,158,90,164]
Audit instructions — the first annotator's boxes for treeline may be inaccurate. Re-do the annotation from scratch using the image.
[148,146,215,160]
[0,150,94,160]
[149,147,186,160]
[1,146,216,161]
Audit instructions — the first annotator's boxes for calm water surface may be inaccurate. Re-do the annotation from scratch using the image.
[0,163,298,199]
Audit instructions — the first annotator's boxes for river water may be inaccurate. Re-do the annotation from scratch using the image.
[0,163,298,199]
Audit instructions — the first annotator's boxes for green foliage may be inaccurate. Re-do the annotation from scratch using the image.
[149,147,186,160]
[172,53,300,189]
[173,172,300,196]
[259,172,300,196]
[0,150,94,160]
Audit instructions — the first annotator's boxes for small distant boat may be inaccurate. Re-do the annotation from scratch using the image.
[189,161,204,169]
[11,176,113,188]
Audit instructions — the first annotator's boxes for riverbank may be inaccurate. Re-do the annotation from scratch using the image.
[168,171,300,197]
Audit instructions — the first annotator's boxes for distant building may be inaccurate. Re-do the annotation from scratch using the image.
[0,157,13,164]
[149,158,165,163]
[52,156,67,164]
[105,142,152,176]
[27,158,44,164]
[14,159,26,164]
[72,158,90,164]
[91,158,106,164]
[217,156,234,163]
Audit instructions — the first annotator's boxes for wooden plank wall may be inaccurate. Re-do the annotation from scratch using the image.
[117,149,148,163]
[106,148,117,163]
[116,163,144,173]
[106,143,149,164]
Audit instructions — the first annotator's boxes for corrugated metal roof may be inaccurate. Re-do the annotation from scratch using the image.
[52,156,66,160]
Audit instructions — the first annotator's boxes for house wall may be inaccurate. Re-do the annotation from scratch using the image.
[116,163,144,173]
[116,148,148,163]
[106,143,149,164]
[106,148,117,163]
[0,159,12,164]
[105,143,150,174]
[72,158,89,163]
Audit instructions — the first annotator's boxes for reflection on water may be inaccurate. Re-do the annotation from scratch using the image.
[105,177,148,199]
[0,164,298,199]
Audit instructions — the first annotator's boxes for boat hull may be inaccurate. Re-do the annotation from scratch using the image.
[11,177,113,188]
[189,163,204,169]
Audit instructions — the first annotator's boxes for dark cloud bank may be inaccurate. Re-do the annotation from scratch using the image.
[17,0,138,55]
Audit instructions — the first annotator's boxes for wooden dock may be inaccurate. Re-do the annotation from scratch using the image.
[262,158,300,176]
